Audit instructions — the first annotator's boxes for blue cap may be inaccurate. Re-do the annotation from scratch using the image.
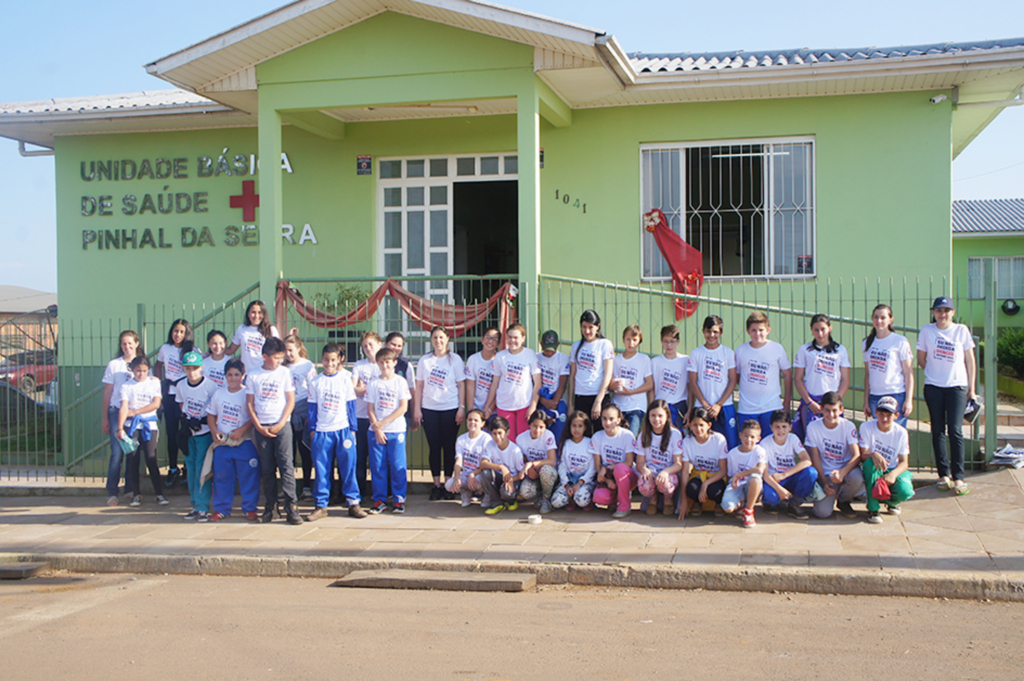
[931,296,954,310]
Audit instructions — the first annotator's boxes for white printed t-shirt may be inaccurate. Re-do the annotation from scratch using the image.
[559,437,595,484]
[652,354,689,405]
[207,387,251,434]
[515,429,557,463]
[681,432,728,474]
[735,341,791,414]
[588,428,635,468]
[102,357,132,409]
[464,351,497,411]
[794,343,851,396]
[351,358,382,420]
[365,375,411,434]
[862,333,912,396]
[688,345,736,406]
[916,323,975,388]
[157,344,185,388]
[175,377,218,436]
[759,432,806,475]
[232,324,280,375]
[308,370,356,432]
[537,351,570,397]
[726,444,767,478]
[859,420,910,470]
[417,353,465,411]
[493,348,541,411]
[202,356,228,389]
[634,429,683,473]
[806,418,859,475]
[455,431,492,475]
[482,440,524,477]
[118,377,162,431]
[245,365,294,424]
[611,352,653,413]
[288,359,317,402]
[570,338,615,396]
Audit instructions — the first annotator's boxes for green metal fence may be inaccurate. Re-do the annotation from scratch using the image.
[1,268,1003,482]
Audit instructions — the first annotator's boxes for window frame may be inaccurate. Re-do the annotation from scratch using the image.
[638,136,817,282]
[968,255,1024,300]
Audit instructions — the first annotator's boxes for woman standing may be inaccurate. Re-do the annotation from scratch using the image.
[414,326,466,500]
[917,296,977,495]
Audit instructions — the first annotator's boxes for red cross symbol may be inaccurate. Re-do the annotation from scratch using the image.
[229,180,260,222]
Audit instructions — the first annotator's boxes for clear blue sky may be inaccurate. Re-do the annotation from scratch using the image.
[2,0,1022,293]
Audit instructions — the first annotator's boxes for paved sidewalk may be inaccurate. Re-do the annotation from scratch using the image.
[3,468,1024,597]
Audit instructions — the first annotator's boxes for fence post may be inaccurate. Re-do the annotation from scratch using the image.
[137,303,147,352]
[984,258,998,462]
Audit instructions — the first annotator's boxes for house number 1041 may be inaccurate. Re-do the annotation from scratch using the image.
[554,189,586,214]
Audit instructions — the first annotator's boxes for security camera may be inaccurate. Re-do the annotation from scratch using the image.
[930,94,948,104]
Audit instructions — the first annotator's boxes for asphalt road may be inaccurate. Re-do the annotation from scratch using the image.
[1,573,1021,680]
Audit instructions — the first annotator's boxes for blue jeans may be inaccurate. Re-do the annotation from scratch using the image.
[105,407,126,496]
[623,410,645,436]
[762,466,818,506]
[869,392,907,428]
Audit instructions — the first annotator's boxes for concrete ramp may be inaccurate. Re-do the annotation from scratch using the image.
[332,569,535,592]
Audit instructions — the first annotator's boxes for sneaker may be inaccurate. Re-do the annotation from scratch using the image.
[566,502,577,512]
[644,499,658,516]
[429,485,444,501]
[106,496,118,507]
[129,495,142,507]
[305,503,329,520]
[245,511,259,521]
[442,488,456,501]
[300,487,313,501]
[763,504,780,515]
[713,504,725,517]
[506,501,519,512]
[368,500,387,515]
[164,467,180,488]
[286,505,304,525]
[485,504,506,516]
[197,512,210,523]
[179,468,188,484]
[612,508,631,519]
[348,503,368,519]
[184,509,199,520]
[887,504,902,515]
[155,495,170,506]
[392,502,405,514]
[867,511,883,524]
[539,499,553,514]
[208,511,226,522]
[787,504,810,520]
[460,497,472,508]
[259,508,275,524]
[837,501,858,519]
[741,508,756,528]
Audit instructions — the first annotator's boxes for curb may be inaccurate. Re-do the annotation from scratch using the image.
[4,551,1023,602]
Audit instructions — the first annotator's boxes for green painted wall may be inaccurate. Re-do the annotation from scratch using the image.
[952,235,1024,330]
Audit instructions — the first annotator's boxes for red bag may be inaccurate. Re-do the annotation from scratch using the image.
[872,477,891,501]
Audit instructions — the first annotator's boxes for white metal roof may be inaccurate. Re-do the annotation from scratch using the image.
[953,198,1024,235]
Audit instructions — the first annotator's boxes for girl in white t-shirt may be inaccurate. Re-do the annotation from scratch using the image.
[415,326,467,499]
[861,304,914,427]
[465,327,500,413]
[101,329,143,505]
[569,309,615,427]
[793,314,851,439]
[679,407,729,518]
[116,356,166,507]
[514,411,559,513]
[445,409,492,507]
[917,297,977,494]
[225,300,280,376]
[480,416,526,515]
[154,318,193,487]
[635,400,683,516]
[589,404,639,518]
[610,324,654,436]
[551,411,595,510]
[485,323,541,441]
[688,315,739,450]
[284,334,317,499]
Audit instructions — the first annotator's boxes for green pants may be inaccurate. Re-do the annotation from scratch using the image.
[862,458,914,513]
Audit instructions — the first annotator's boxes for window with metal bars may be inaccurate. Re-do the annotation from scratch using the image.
[968,256,1024,299]
[641,139,815,279]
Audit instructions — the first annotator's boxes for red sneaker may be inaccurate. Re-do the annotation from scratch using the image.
[741,508,756,528]
[246,511,258,521]
[209,512,227,522]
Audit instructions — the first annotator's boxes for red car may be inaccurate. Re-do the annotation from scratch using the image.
[0,349,57,393]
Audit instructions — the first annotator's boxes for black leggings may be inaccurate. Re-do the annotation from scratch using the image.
[422,408,459,478]
[924,384,968,481]
[685,476,726,505]
[161,380,182,470]
[127,433,163,496]
[574,394,601,432]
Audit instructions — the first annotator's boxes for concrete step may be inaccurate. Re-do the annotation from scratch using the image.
[332,569,536,592]
[0,561,49,580]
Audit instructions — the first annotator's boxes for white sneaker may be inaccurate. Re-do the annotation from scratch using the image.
[155,495,170,506]
[887,504,902,515]
[106,496,118,507]
[129,495,142,507]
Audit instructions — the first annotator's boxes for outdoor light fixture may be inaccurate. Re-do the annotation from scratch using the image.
[1003,299,1020,316]
[930,94,948,104]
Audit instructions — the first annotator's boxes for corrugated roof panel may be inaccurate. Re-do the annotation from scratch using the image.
[952,199,1024,233]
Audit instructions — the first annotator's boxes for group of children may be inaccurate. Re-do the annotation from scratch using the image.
[101,299,927,527]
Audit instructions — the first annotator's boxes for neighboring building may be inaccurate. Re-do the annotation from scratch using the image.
[953,198,1024,330]
[0,285,58,354]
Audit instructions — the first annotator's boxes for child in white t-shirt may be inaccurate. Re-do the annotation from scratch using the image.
[284,335,317,501]
[551,411,595,510]
[590,404,639,518]
[679,408,729,518]
[207,359,260,521]
[485,322,541,441]
[515,411,559,513]
[367,347,413,514]
[116,355,166,507]
[446,409,491,508]
[862,304,914,428]
[635,400,684,516]
[793,314,850,439]
[352,331,383,500]
[202,329,229,389]
[688,315,739,450]
[734,311,791,437]
[651,324,689,432]
[465,327,500,413]
[610,324,654,436]
[720,420,767,528]
[860,396,914,523]
[569,309,615,427]
[806,391,864,519]
[176,351,218,521]
[480,416,525,515]
[759,409,816,519]
[537,330,571,441]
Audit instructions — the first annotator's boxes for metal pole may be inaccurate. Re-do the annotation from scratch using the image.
[984,258,998,462]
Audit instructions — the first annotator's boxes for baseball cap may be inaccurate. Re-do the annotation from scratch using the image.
[876,396,899,414]
[931,296,954,310]
[182,351,204,367]
[540,330,559,351]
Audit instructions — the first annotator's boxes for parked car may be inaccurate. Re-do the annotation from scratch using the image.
[0,349,57,393]
[0,380,54,432]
